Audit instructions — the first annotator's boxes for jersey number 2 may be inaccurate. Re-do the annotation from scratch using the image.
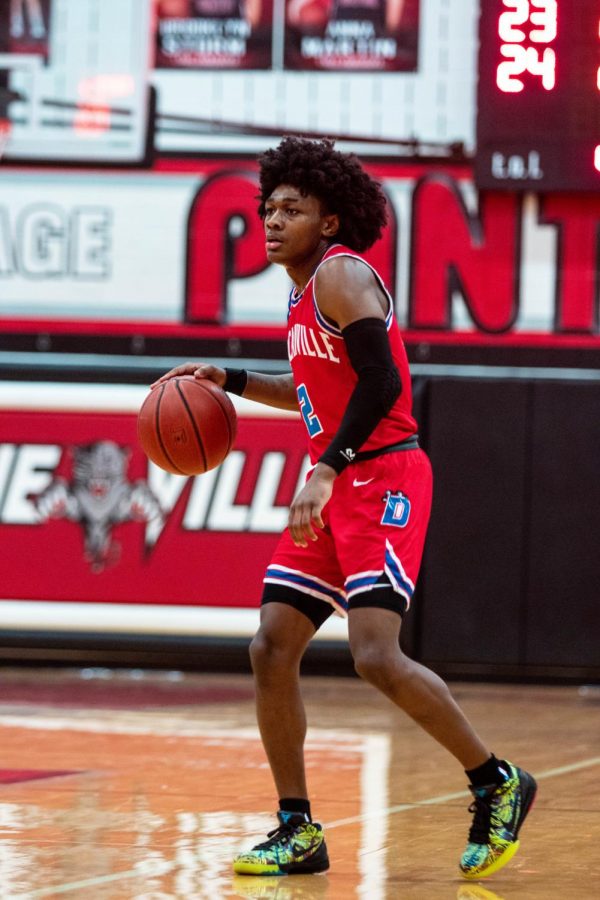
[297,384,323,438]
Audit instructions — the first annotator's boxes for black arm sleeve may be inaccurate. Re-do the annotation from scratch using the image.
[318,317,402,474]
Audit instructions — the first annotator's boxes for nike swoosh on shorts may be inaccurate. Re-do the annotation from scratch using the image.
[353,478,374,487]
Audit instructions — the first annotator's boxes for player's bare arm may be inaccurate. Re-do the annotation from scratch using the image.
[314,256,389,327]
[151,363,298,411]
[288,258,390,547]
[243,371,298,411]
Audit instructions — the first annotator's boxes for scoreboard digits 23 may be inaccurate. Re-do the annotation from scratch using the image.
[476,0,600,191]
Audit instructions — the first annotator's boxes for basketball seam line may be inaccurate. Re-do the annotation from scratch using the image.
[198,381,235,454]
[175,379,208,472]
[155,383,186,476]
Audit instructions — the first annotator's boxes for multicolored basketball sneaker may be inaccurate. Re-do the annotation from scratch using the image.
[460,761,537,880]
[233,811,329,876]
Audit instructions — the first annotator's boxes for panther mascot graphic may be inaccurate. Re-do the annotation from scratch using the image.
[35,441,162,571]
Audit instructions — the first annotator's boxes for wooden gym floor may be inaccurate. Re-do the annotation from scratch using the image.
[0,667,598,899]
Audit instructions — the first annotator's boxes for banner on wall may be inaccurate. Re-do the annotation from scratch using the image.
[0,389,308,608]
[3,160,600,340]
[0,0,53,60]
[155,0,274,69]
[283,0,420,72]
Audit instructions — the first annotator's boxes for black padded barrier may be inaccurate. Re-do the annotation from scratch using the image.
[412,376,600,680]
[524,381,600,668]
[418,379,530,668]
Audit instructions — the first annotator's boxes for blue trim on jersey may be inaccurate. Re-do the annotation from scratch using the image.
[312,298,343,337]
[345,573,380,593]
[265,567,348,609]
[384,549,414,599]
[288,288,302,318]
[385,301,393,329]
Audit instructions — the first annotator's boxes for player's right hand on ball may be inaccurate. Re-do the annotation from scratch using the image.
[151,363,226,389]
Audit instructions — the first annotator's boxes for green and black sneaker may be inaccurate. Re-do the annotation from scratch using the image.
[233,811,330,876]
[460,761,537,880]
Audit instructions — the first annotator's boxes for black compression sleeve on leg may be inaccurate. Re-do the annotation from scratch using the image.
[318,317,402,474]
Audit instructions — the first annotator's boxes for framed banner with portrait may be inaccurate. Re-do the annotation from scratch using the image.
[284,0,419,72]
[156,0,274,69]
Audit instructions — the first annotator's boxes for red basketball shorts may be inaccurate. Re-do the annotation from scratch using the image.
[264,448,433,618]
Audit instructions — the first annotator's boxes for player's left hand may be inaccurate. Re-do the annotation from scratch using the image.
[288,463,337,547]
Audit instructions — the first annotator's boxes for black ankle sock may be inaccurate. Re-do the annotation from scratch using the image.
[279,797,312,820]
[466,754,508,788]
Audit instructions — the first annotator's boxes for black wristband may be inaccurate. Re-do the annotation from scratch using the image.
[223,368,248,396]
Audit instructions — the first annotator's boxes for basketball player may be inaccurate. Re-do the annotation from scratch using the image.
[287,0,412,33]
[153,137,537,880]
[0,4,10,120]
[10,0,46,40]
[192,0,262,28]
[157,0,260,25]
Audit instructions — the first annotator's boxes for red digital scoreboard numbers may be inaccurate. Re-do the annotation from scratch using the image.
[476,1,600,191]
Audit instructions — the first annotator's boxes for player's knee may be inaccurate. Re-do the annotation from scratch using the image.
[249,629,297,679]
[248,630,275,673]
[353,644,401,689]
[352,639,414,691]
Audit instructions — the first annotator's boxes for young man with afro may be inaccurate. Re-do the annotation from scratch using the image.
[154,136,536,881]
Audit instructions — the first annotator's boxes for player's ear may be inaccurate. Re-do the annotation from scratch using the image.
[322,213,339,238]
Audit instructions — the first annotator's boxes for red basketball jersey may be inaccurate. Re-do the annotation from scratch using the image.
[287,243,417,463]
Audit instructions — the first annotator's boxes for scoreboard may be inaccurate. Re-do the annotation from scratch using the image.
[476,0,600,191]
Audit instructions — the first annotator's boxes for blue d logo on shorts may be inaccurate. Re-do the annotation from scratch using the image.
[381,491,411,528]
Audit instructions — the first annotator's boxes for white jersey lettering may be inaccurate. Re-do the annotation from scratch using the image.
[288,323,341,363]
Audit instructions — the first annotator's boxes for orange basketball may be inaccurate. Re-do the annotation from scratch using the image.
[137,376,237,475]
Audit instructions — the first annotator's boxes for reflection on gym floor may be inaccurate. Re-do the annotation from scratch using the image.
[0,668,598,898]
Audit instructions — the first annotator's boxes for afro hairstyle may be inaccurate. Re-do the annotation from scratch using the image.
[257,137,388,252]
